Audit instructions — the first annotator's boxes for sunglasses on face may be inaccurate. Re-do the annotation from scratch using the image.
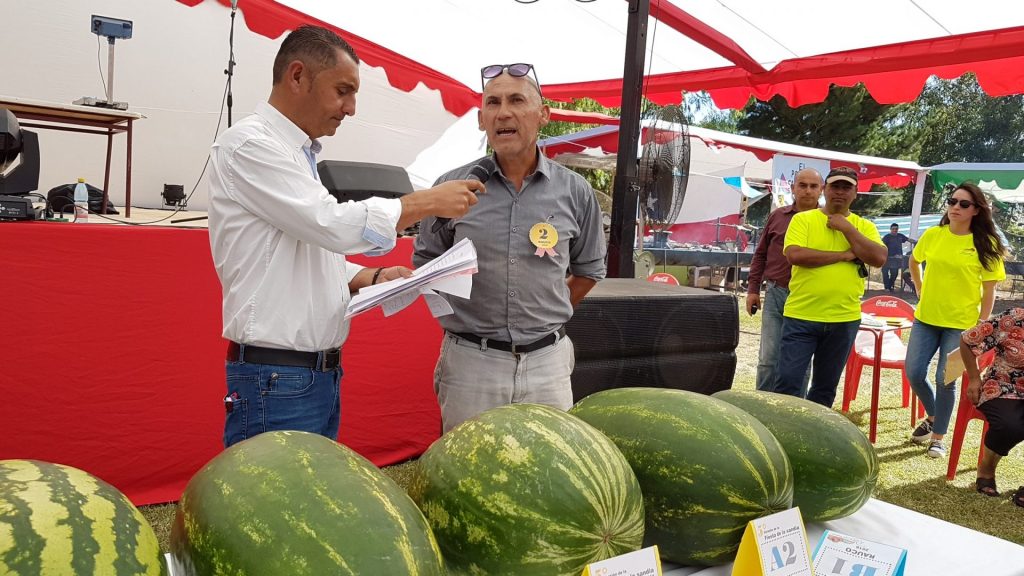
[946,197,976,209]
[480,63,541,93]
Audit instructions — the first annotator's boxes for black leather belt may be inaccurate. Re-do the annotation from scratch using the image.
[227,342,340,372]
[451,327,566,354]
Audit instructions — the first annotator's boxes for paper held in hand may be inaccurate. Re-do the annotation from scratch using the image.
[944,347,967,385]
[345,237,478,320]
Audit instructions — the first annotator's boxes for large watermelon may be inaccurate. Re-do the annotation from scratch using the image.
[170,430,444,576]
[408,403,645,576]
[713,389,878,521]
[0,459,166,576]
[569,388,794,566]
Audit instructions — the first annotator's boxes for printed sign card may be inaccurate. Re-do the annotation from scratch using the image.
[733,507,812,576]
[581,545,661,576]
[811,530,906,576]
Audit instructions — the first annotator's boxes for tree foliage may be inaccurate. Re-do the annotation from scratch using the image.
[737,85,889,153]
[862,74,1024,167]
[540,98,617,213]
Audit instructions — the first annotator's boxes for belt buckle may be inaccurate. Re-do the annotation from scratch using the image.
[509,343,519,354]
[320,349,339,371]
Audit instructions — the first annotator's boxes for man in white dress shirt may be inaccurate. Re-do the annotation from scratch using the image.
[208,25,483,447]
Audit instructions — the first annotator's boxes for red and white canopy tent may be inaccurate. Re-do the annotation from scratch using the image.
[538,120,929,238]
[174,0,1024,273]
[176,0,1024,113]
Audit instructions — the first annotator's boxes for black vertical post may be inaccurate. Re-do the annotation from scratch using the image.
[226,8,237,127]
[607,0,649,278]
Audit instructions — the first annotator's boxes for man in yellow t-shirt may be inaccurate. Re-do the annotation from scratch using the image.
[774,167,887,407]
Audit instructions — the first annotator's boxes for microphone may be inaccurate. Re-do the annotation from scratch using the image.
[231,0,239,10]
[430,157,495,233]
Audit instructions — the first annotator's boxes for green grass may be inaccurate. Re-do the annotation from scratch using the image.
[141,295,1023,551]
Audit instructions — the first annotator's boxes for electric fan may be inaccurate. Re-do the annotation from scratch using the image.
[634,105,691,278]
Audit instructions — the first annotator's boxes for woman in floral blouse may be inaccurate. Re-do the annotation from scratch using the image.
[961,307,1024,505]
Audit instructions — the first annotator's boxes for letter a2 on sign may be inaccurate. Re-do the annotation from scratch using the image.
[732,507,812,576]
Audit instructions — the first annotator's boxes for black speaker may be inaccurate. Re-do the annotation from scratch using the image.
[567,279,738,402]
[316,160,413,203]
[0,129,39,196]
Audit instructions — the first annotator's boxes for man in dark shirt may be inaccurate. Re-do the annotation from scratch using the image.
[746,168,823,391]
[881,223,914,292]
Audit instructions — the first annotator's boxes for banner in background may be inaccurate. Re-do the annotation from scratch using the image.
[772,154,830,208]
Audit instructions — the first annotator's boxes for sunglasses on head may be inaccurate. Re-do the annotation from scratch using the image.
[946,197,976,209]
[480,63,540,93]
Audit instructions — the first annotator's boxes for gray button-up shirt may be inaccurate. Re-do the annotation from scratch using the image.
[413,152,606,343]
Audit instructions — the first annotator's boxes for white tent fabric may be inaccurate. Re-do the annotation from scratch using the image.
[0,0,484,211]
[675,170,746,225]
[279,0,1024,100]
[6,0,1023,212]
[539,125,772,180]
[981,179,1024,204]
[539,124,921,186]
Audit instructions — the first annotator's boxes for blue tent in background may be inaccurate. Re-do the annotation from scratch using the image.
[872,214,1011,249]
[872,214,942,239]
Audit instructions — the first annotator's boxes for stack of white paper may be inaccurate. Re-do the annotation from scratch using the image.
[860,313,886,328]
[346,237,477,320]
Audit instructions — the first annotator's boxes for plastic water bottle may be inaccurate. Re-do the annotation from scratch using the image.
[73,178,89,223]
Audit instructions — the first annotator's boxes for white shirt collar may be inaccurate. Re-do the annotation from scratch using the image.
[253,101,321,154]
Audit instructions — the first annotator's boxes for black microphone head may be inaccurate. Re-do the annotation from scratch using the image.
[468,157,496,182]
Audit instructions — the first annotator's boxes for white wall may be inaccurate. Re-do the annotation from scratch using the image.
[1,0,474,211]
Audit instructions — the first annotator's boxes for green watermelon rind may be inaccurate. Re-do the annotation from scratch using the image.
[712,389,879,522]
[0,459,166,576]
[570,387,794,567]
[170,430,444,576]
[409,403,646,576]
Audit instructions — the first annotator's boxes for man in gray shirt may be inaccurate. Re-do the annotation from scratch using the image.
[414,63,606,433]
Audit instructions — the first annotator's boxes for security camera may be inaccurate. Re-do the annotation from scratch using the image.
[91,15,133,40]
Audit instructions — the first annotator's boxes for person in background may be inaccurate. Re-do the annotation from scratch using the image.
[774,166,887,406]
[414,63,606,433]
[961,308,1024,505]
[746,168,822,392]
[907,183,1005,458]
[208,26,483,447]
[881,223,915,292]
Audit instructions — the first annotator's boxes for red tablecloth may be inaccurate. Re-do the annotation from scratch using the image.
[0,222,441,505]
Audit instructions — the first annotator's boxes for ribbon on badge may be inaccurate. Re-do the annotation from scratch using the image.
[530,222,558,257]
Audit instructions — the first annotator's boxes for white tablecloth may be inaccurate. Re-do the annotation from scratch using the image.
[165,499,1023,576]
[662,499,1024,575]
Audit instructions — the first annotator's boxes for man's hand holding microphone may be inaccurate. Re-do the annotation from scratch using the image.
[397,179,485,231]
[396,158,494,233]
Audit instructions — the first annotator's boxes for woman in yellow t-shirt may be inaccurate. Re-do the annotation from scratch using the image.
[906,182,1006,459]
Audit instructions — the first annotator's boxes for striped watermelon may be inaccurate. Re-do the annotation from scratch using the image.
[569,388,794,566]
[0,459,165,576]
[170,430,444,576]
[408,404,645,576]
[713,389,878,521]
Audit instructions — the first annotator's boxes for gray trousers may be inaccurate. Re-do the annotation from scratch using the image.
[434,332,575,434]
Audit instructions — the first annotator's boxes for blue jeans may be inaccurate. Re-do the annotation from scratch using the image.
[756,283,809,392]
[223,356,342,448]
[882,266,900,291]
[905,319,963,435]
[775,318,860,407]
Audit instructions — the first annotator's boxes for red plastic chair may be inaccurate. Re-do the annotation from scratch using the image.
[946,350,995,480]
[842,296,917,441]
